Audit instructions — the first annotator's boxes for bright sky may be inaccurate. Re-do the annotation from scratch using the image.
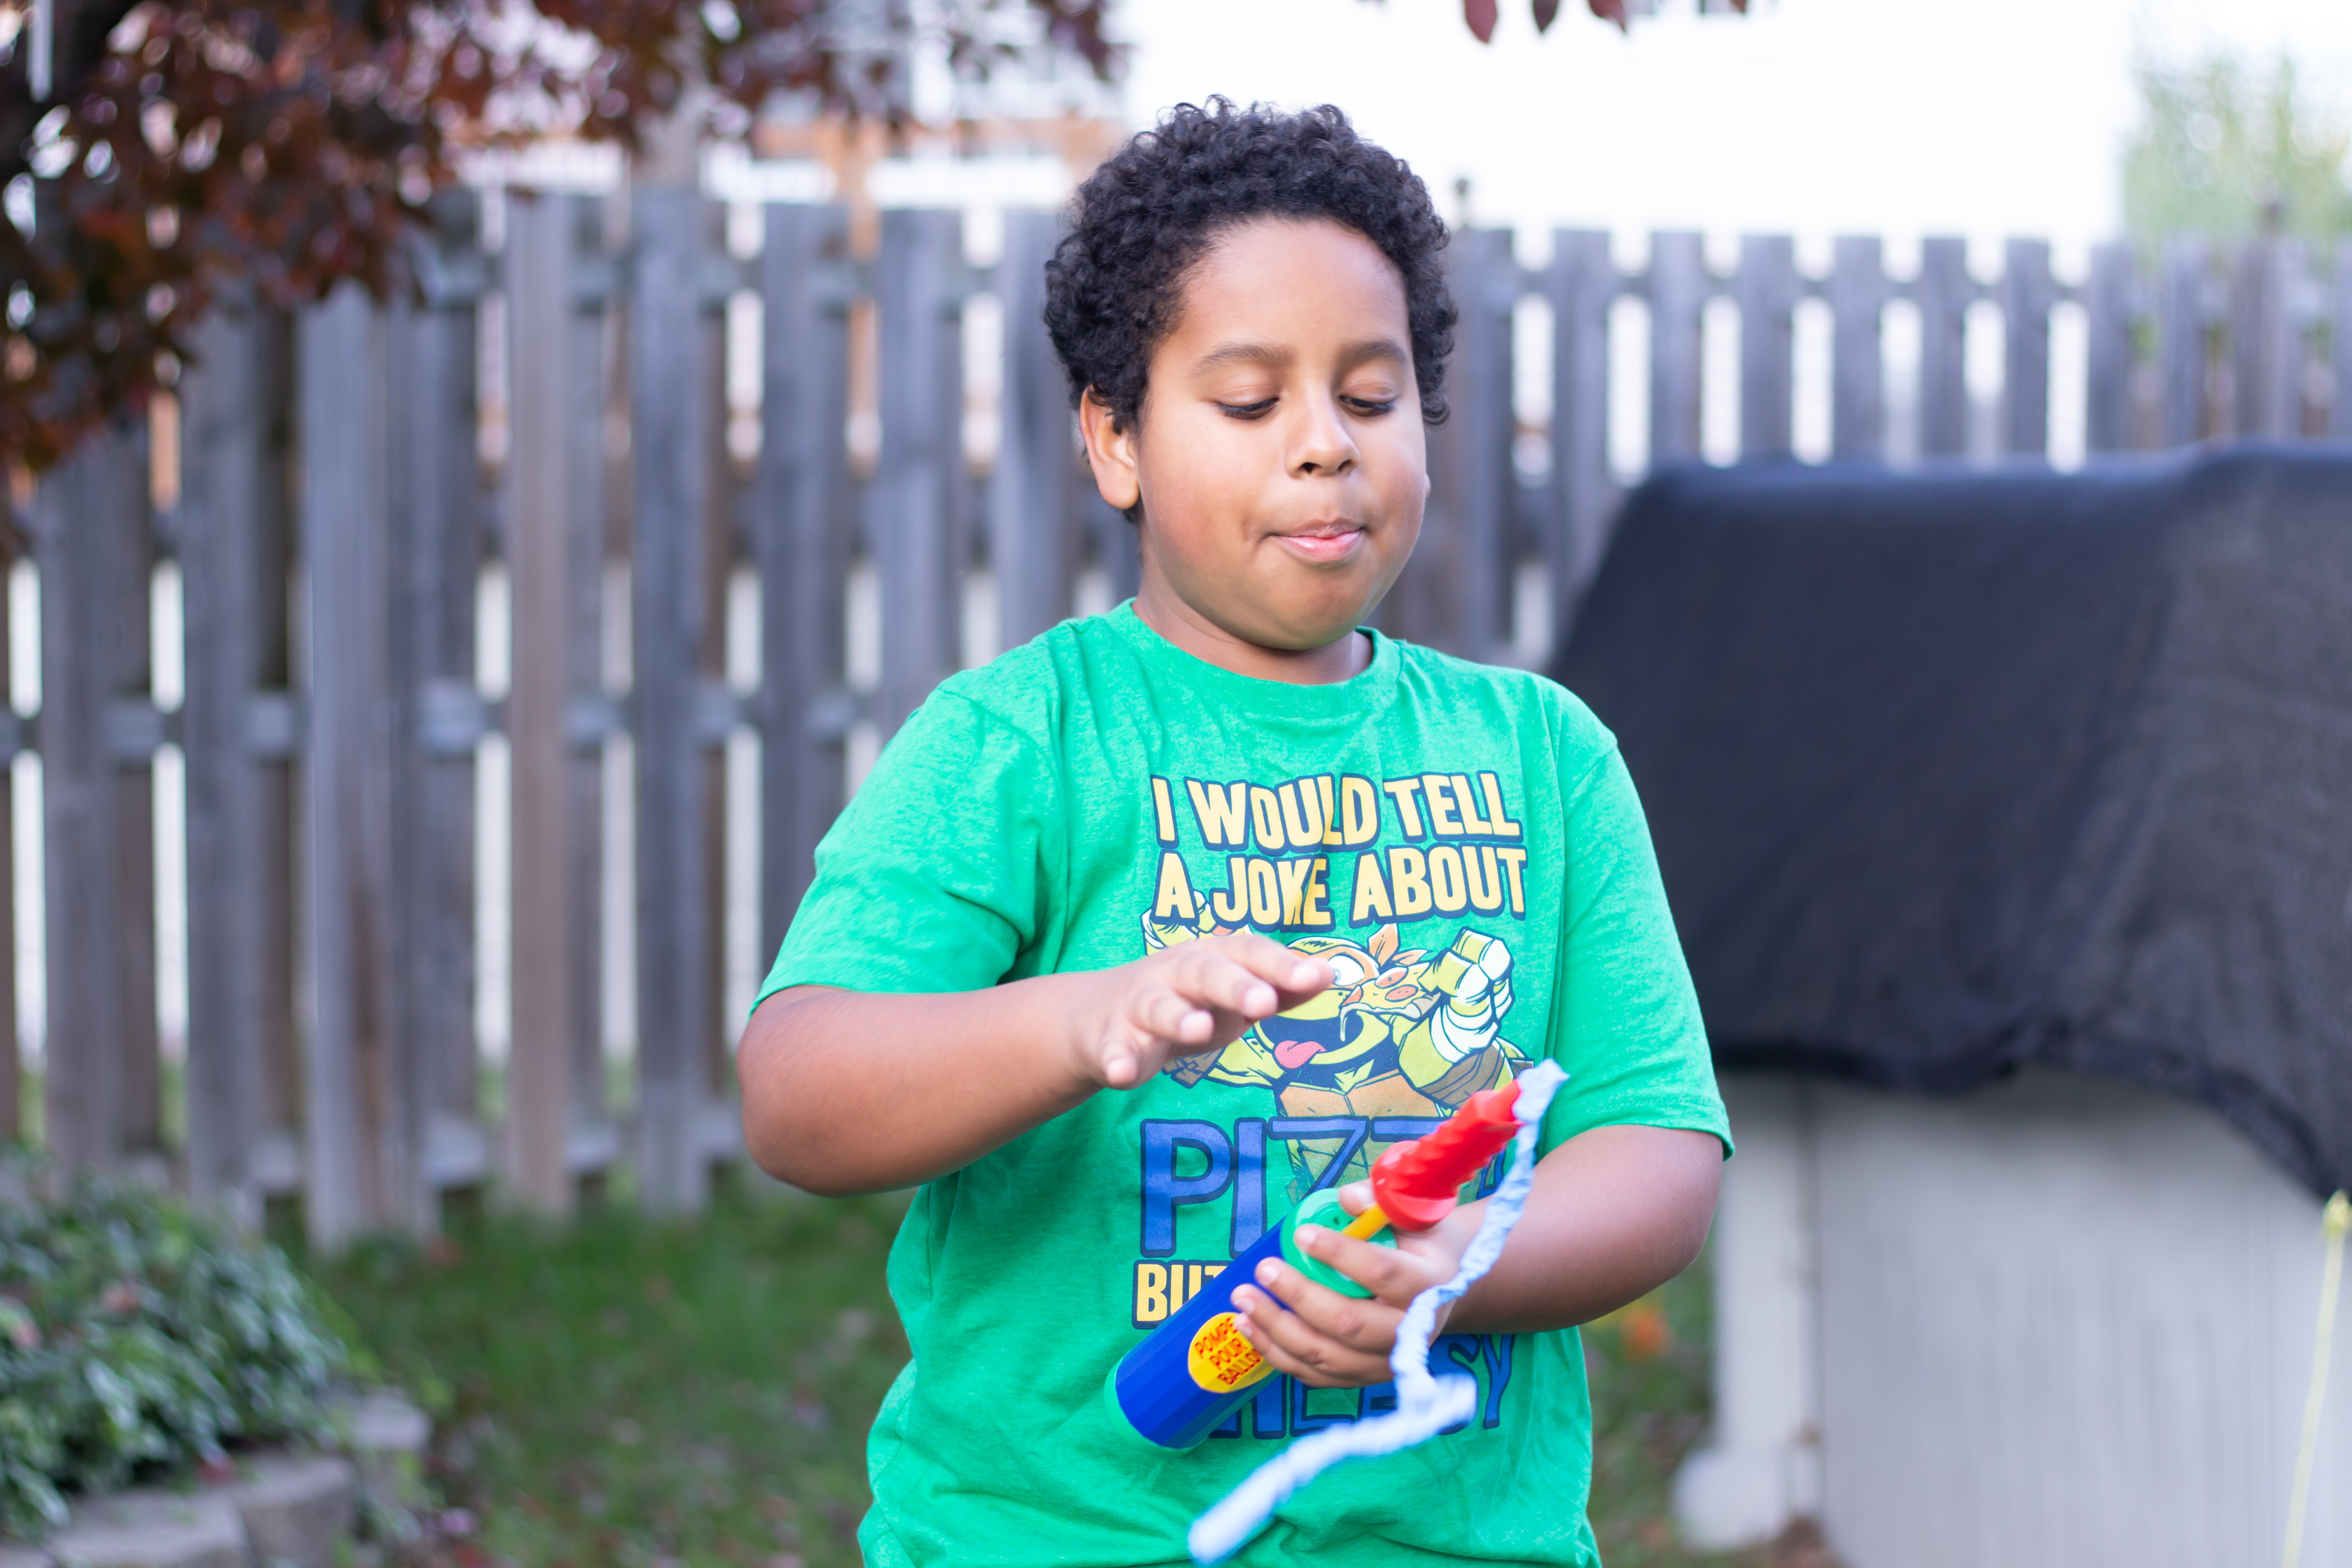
[1115,0,2352,256]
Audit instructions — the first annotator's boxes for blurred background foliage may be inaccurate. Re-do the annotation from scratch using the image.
[0,1171,348,1539]
[0,0,1119,470]
[2124,49,2352,241]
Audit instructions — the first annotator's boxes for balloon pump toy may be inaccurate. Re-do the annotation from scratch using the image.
[1108,1078,1533,1450]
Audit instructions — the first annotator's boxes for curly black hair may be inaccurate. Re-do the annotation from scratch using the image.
[1043,99,1456,435]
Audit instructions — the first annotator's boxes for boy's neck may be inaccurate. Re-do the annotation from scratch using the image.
[1132,577,1372,686]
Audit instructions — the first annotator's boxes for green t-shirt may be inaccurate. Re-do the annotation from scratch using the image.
[760,603,1730,1568]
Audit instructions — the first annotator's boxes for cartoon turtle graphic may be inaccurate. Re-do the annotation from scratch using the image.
[1141,911,1528,1197]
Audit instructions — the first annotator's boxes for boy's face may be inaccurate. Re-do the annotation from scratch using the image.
[1084,217,1428,654]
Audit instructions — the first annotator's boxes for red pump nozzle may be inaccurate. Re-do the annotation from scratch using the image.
[1368,1080,1524,1232]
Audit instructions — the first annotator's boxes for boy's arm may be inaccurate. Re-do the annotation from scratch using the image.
[1228,1122,1720,1386]
[738,935,1333,1196]
[1444,1122,1720,1329]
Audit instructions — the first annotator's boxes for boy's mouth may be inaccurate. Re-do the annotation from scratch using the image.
[1273,523,1366,564]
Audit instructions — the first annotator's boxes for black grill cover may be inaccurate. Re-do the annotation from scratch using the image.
[1555,446,2352,1199]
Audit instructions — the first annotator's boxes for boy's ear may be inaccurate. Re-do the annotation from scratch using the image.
[1078,389,1142,514]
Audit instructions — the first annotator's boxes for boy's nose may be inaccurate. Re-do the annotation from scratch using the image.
[1289,395,1359,477]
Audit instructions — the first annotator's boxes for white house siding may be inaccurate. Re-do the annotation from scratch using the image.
[1677,1069,2350,1568]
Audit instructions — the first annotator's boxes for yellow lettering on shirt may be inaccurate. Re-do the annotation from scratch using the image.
[1381,778,1428,838]
[1187,780,1250,848]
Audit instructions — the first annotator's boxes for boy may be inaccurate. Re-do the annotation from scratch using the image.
[739,99,1730,1566]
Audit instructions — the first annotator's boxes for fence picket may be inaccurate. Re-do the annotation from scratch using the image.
[300,286,426,1242]
[566,196,612,1148]
[34,418,145,1174]
[0,499,12,1146]
[874,209,967,732]
[1829,236,1885,461]
[631,186,720,1214]
[1545,229,1615,636]
[2232,239,2303,440]
[1738,235,1797,460]
[2084,244,2137,454]
[2336,247,2352,440]
[2001,238,2053,458]
[990,211,1078,652]
[505,191,584,1212]
[1404,228,1514,660]
[1648,232,1705,464]
[1916,237,1970,459]
[177,304,267,1217]
[753,203,855,961]
[2160,240,2211,448]
[248,309,302,1169]
[117,436,161,1165]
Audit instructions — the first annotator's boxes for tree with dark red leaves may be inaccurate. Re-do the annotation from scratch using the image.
[0,0,1117,471]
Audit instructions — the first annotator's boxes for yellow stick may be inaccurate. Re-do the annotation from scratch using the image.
[1340,1205,1390,1240]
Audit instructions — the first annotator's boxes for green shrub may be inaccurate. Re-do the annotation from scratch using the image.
[0,1175,348,1539]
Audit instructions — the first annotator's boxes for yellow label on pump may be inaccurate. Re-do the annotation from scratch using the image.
[1187,1312,1273,1393]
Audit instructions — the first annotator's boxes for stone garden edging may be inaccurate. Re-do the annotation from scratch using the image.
[0,1392,430,1568]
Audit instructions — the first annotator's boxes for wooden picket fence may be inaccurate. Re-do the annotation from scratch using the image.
[10,181,2350,1242]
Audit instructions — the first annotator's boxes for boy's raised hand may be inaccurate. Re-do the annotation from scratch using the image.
[1227,1180,1480,1387]
[1070,933,1332,1091]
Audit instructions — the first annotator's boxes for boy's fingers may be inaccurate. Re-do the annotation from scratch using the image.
[1129,985,1215,1048]
[1175,951,1281,1020]
[1290,1224,1425,1306]
[1214,934,1334,1001]
[1245,1255,1394,1352]
[1230,1285,1389,1387]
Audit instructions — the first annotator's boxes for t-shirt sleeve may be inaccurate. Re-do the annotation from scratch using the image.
[1535,740,1733,1160]
[755,689,1056,1005]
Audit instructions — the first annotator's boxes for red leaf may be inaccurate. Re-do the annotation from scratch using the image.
[1534,0,1561,29]
[1588,0,1629,29]
[1465,0,1499,42]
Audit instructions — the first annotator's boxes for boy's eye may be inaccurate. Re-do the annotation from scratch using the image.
[1215,397,1279,419]
[1343,396,1397,416]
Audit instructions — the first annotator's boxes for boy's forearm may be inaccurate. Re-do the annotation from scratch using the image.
[738,980,1096,1196]
[1442,1124,1723,1334]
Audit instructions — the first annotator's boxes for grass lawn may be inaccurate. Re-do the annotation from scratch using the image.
[309,1182,1757,1568]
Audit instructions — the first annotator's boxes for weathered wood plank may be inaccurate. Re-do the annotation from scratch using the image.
[1915,237,1970,459]
[504,190,583,1212]
[630,185,717,1214]
[565,195,609,1139]
[697,231,734,1132]
[2083,244,2138,454]
[753,203,853,954]
[2229,239,2303,441]
[406,194,486,1136]
[115,468,161,1164]
[1403,226,1514,660]
[176,300,267,1217]
[1648,231,1706,465]
[34,417,143,1174]
[989,210,1077,653]
[245,309,303,1147]
[0,495,13,1147]
[873,208,965,732]
[2159,239,2211,448]
[2000,238,2053,458]
[299,285,425,1241]
[1737,235,1798,461]
[1829,237,1886,461]
[1545,229,1616,640]
[2336,246,2352,440]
